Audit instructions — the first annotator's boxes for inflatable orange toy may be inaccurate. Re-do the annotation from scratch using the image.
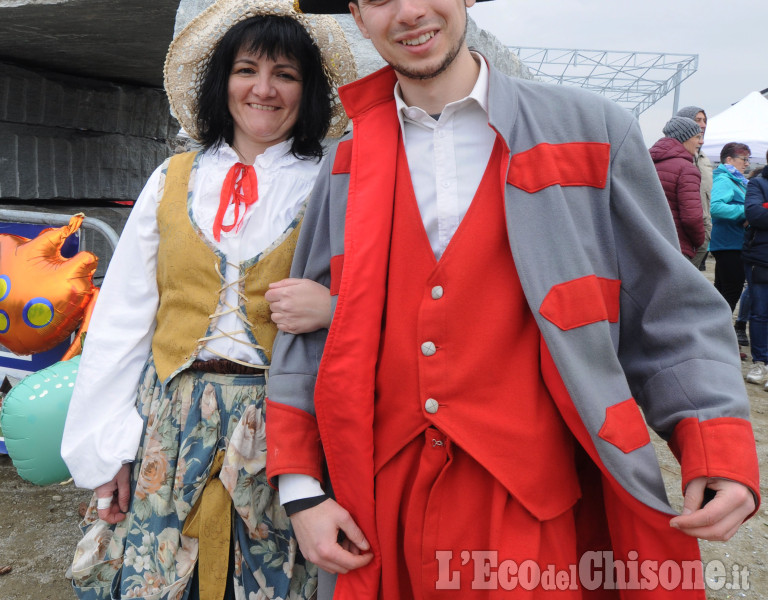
[0,214,98,355]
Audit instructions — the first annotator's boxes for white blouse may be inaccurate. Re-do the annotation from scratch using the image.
[62,141,321,489]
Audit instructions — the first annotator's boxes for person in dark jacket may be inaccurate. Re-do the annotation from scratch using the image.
[676,106,713,269]
[649,116,705,260]
[742,152,768,387]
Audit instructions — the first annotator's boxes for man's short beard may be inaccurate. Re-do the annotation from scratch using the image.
[386,15,467,81]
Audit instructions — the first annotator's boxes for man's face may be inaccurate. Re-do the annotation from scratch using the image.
[694,111,707,136]
[350,0,475,81]
[682,133,703,156]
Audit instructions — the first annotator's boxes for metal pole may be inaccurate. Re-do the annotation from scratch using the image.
[672,64,683,116]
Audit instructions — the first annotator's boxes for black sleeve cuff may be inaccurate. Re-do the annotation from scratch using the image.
[283,494,329,516]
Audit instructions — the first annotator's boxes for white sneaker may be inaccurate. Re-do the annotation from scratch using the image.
[746,362,768,384]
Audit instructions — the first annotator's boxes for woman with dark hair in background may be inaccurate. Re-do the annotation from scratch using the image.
[742,152,768,387]
[60,1,356,598]
[709,142,752,341]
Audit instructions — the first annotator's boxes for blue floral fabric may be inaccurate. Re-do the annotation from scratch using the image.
[69,361,316,600]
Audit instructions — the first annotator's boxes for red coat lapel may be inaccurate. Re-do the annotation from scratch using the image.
[314,67,400,597]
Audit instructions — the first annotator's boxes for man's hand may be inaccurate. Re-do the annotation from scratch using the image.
[266,278,332,334]
[670,477,755,541]
[94,463,131,524]
[290,498,373,574]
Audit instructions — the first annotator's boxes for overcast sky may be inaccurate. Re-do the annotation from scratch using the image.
[469,0,768,148]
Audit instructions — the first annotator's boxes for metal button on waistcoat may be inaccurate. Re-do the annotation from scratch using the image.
[425,398,439,414]
[431,286,444,299]
[421,341,436,356]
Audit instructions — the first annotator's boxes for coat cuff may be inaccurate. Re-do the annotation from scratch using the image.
[265,398,324,488]
[669,417,761,515]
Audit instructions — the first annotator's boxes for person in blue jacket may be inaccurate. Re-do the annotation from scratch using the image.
[710,142,751,319]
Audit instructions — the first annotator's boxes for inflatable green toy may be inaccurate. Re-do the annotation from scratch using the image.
[0,355,80,485]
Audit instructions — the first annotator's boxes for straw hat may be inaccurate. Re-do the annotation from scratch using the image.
[164,0,357,141]
[297,0,494,13]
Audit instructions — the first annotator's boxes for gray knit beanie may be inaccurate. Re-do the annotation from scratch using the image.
[676,105,706,121]
[663,116,702,143]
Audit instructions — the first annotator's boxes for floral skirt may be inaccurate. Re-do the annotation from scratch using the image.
[69,360,317,600]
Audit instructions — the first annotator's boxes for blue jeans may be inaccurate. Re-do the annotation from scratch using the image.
[745,264,768,363]
[737,286,751,323]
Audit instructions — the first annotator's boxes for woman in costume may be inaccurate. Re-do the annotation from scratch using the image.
[60,1,355,598]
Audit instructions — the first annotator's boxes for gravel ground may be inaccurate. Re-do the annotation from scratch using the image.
[0,262,766,600]
[0,457,90,599]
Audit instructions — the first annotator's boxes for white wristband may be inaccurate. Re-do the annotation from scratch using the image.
[96,496,113,511]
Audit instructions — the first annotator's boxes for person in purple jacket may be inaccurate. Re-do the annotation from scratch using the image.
[649,116,705,261]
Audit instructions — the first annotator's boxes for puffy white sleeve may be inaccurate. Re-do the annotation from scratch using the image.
[61,165,163,489]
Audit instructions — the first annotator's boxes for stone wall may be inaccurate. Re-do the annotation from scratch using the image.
[0,63,178,202]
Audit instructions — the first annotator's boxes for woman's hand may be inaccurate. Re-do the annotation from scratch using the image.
[94,463,131,524]
[266,278,332,334]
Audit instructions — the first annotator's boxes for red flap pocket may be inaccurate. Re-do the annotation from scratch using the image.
[539,275,620,330]
[507,142,610,193]
[332,139,353,174]
[330,254,344,296]
[599,398,650,453]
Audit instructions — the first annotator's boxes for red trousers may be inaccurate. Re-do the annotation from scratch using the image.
[375,427,583,599]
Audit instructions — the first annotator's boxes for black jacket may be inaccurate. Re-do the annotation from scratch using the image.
[742,168,768,266]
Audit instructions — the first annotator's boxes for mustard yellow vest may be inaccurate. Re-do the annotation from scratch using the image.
[151,151,302,383]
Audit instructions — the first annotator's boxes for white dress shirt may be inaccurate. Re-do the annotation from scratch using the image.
[396,54,496,258]
[62,141,321,489]
[279,55,497,504]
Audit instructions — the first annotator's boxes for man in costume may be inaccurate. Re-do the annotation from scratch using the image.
[266,1,761,598]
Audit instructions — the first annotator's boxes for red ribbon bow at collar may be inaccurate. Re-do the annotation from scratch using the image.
[213,162,259,242]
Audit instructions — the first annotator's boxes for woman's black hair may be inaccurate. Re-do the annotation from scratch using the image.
[196,15,332,159]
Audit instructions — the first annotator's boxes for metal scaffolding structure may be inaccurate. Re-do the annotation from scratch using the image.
[508,47,698,117]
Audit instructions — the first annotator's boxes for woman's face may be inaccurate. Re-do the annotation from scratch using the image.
[227,49,303,159]
[726,153,751,174]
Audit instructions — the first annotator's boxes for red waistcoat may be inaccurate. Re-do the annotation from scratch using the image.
[374,138,580,521]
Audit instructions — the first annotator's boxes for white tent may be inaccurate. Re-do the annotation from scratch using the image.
[701,91,768,165]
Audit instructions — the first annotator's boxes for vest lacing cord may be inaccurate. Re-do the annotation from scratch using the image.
[196,260,270,375]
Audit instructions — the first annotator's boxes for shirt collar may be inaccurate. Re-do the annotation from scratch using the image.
[215,139,295,169]
[255,139,295,169]
[395,52,490,129]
